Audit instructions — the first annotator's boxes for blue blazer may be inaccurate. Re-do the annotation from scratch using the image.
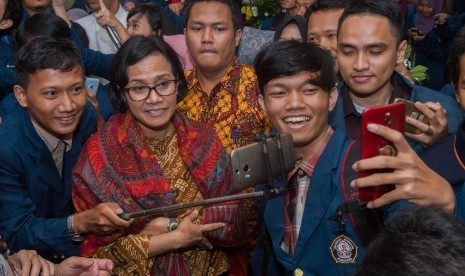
[252,129,404,275]
[0,102,97,259]
[329,72,465,153]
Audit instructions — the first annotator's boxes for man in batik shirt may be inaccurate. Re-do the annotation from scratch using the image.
[177,0,270,274]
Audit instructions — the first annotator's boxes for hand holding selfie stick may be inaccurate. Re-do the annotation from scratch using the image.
[119,133,296,220]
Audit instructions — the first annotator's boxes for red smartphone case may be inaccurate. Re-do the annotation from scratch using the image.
[359,102,405,201]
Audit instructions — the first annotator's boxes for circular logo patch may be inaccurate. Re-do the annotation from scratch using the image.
[330,235,358,264]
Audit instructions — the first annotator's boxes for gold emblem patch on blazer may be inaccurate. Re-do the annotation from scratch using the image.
[330,235,358,263]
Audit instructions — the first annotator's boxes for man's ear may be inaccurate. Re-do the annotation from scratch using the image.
[258,93,267,116]
[0,19,13,30]
[328,87,338,112]
[396,40,408,65]
[183,27,186,35]
[235,28,242,47]
[14,85,28,108]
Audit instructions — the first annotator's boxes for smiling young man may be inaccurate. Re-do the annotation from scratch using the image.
[250,40,401,275]
[0,37,132,262]
[331,0,463,151]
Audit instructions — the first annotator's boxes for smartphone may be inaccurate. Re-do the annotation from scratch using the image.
[230,133,296,192]
[85,77,100,95]
[394,98,429,134]
[359,102,405,201]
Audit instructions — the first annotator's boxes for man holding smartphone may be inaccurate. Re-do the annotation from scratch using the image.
[251,39,406,275]
[251,38,461,275]
[331,0,464,151]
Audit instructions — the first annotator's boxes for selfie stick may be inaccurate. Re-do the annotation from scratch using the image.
[119,191,264,220]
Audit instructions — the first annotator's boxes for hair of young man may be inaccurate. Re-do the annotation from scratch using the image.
[304,0,350,20]
[14,37,84,90]
[109,35,188,113]
[449,25,465,92]
[254,40,336,95]
[0,0,23,36]
[185,0,243,32]
[13,13,71,50]
[337,0,404,45]
[355,206,465,276]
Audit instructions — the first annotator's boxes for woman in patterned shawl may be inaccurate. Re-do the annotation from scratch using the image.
[72,36,249,275]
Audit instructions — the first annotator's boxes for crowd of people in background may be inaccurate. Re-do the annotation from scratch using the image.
[1,0,465,275]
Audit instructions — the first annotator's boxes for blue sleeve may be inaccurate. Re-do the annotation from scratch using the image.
[0,138,79,257]
[70,25,113,80]
[95,83,116,121]
[251,224,282,276]
[0,67,14,101]
[147,0,185,31]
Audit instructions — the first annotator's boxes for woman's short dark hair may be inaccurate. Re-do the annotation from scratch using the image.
[254,40,336,94]
[127,3,162,34]
[109,35,188,113]
[13,13,71,50]
[15,37,84,89]
[127,3,180,36]
[0,0,23,36]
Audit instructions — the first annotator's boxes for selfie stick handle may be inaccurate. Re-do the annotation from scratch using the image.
[119,191,264,220]
[259,136,275,198]
[276,133,288,184]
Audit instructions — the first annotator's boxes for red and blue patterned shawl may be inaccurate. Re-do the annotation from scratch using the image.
[72,111,231,257]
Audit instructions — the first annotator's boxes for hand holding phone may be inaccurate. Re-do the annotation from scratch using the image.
[85,77,100,95]
[394,98,430,134]
[359,102,405,201]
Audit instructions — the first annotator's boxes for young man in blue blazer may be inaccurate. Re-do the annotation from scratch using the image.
[0,37,132,262]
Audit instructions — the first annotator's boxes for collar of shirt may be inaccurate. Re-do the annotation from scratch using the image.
[31,119,73,153]
[342,73,412,118]
[288,126,334,179]
[186,56,241,95]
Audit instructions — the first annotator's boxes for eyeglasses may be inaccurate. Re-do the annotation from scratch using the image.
[125,80,177,101]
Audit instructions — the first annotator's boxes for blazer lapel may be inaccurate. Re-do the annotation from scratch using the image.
[293,131,347,256]
[22,111,64,196]
[292,153,337,256]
